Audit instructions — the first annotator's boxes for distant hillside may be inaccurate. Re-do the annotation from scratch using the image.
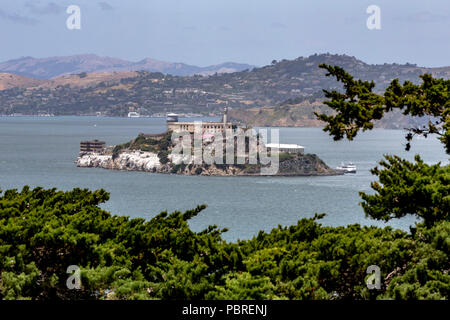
[0,53,448,129]
[228,97,432,129]
[229,101,330,128]
[36,71,140,89]
[0,73,42,90]
[0,54,254,79]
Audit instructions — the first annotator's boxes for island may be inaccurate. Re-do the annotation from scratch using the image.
[77,110,342,176]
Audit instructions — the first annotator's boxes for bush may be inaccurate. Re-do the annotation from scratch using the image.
[158,150,169,164]
[0,186,447,300]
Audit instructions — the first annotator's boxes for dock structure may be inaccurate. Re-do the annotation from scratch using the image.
[80,139,106,153]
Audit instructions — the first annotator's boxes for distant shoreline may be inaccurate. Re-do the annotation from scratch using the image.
[0,114,409,130]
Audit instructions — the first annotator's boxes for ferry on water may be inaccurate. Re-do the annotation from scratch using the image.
[127,112,140,118]
[336,162,357,174]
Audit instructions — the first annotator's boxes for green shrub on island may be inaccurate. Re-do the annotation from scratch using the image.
[112,142,130,159]
[278,152,296,162]
[158,150,169,164]
[111,132,172,160]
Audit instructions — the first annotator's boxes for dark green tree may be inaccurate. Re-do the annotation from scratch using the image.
[315,64,450,226]
[316,64,450,153]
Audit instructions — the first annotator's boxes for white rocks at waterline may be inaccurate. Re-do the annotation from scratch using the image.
[77,151,161,172]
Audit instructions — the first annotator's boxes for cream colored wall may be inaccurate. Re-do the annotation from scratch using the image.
[168,122,232,134]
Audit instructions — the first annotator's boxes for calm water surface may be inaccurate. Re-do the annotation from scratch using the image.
[0,116,448,241]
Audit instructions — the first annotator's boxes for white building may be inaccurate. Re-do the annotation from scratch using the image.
[265,143,304,154]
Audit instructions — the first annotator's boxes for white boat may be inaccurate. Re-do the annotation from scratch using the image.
[128,112,140,118]
[336,162,357,173]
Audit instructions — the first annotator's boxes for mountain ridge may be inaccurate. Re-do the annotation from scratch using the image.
[0,54,255,79]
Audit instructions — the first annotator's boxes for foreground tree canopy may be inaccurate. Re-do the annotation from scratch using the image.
[0,186,448,300]
[0,66,448,300]
[316,64,450,153]
[315,64,449,227]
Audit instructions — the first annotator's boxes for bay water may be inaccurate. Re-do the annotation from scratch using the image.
[0,116,448,241]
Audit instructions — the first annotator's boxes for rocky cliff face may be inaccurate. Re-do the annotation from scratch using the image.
[77,151,341,176]
[77,151,162,172]
[277,154,337,176]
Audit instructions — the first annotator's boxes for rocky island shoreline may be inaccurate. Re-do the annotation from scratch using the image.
[76,132,342,176]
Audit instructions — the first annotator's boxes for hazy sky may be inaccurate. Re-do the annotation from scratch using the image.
[1,0,450,67]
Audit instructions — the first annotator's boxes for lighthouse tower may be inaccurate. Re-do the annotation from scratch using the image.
[223,107,228,126]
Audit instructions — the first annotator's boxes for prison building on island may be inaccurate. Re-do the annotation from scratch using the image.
[166,108,235,134]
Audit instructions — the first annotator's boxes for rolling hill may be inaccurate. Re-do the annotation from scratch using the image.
[0,73,43,90]
[0,53,448,129]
